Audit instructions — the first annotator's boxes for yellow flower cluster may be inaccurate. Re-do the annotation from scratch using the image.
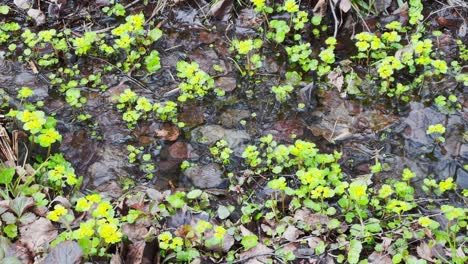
[98,220,122,244]
[158,232,184,250]
[377,56,403,79]
[438,177,455,192]
[47,204,68,221]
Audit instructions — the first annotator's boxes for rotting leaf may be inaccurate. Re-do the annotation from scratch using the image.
[282,225,303,242]
[155,123,179,141]
[1,212,17,225]
[368,251,392,264]
[125,240,145,264]
[416,242,434,262]
[339,0,352,13]
[217,205,230,220]
[375,0,392,13]
[19,217,58,252]
[18,212,36,225]
[239,242,273,264]
[42,241,83,264]
[328,70,344,91]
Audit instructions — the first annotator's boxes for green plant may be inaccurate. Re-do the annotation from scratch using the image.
[231,38,264,76]
[50,194,123,257]
[434,94,460,114]
[176,61,216,101]
[210,140,233,165]
[73,32,98,55]
[271,84,294,103]
[426,123,446,143]
[115,89,178,128]
[267,20,290,43]
[285,43,317,71]
[408,0,423,25]
[250,0,273,14]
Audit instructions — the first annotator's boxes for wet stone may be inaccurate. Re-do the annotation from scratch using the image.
[169,142,194,159]
[191,125,250,154]
[86,145,129,188]
[402,103,445,157]
[184,163,223,188]
[456,168,468,189]
[216,77,237,92]
[219,109,250,128]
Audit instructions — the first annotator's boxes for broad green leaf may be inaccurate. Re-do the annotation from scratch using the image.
[348,239,362,264]
[241,235,258,250]
[327,219,341,230]
[365,218,383,233]
[0,6,9,15]
[149,28,162,41]
[4,224,17,239]
[176,248,200,261]
[145,50,161,73]
[186,189,202,199]
[9,196,34,217]
[166,192,185,209]
[0,166,15,185]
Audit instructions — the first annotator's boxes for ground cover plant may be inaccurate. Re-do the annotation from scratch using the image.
[0,0,467,263]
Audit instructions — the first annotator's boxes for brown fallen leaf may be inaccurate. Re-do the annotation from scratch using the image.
[417,242,434,262]
[122,224,150,243]
[9,241,33,264]
[239,243,273,264]
[339,0,352,13]
[294,208,329,227]
[41,241,82,264]
[19,217,58,253]
[282,225,303,242]
[368,251,392,264]
[155,123,180,141]
[125,241,145,264]
[328,70,344,91]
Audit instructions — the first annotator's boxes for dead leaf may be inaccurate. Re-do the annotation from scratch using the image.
[41,241,82,264]
[155,123,179,141]
[9,242,32,264]
[125,241,145,264]
[375,0,392,13]
[416,242,434,261]
[339,0,352,13]
[122,224,149,243]
[328,70,344,91]
[306,237,323,250]
[239,243,273,264]
[14,0,32,9]
[19,218,58,252]
[27,9,46,26]
[368,251,392,264]
[168,142,193,159]
[294,208,329,227]
[313,0,327,17]
[110,254,124,264]
[282,225,303,242]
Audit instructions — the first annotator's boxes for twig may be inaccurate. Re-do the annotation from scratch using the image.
[329,0,339,38]
[421,4,468,24]
[124,0,142,9]
[222,253,275,264]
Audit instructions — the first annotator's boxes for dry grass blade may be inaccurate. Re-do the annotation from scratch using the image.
[0,125,16,162]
